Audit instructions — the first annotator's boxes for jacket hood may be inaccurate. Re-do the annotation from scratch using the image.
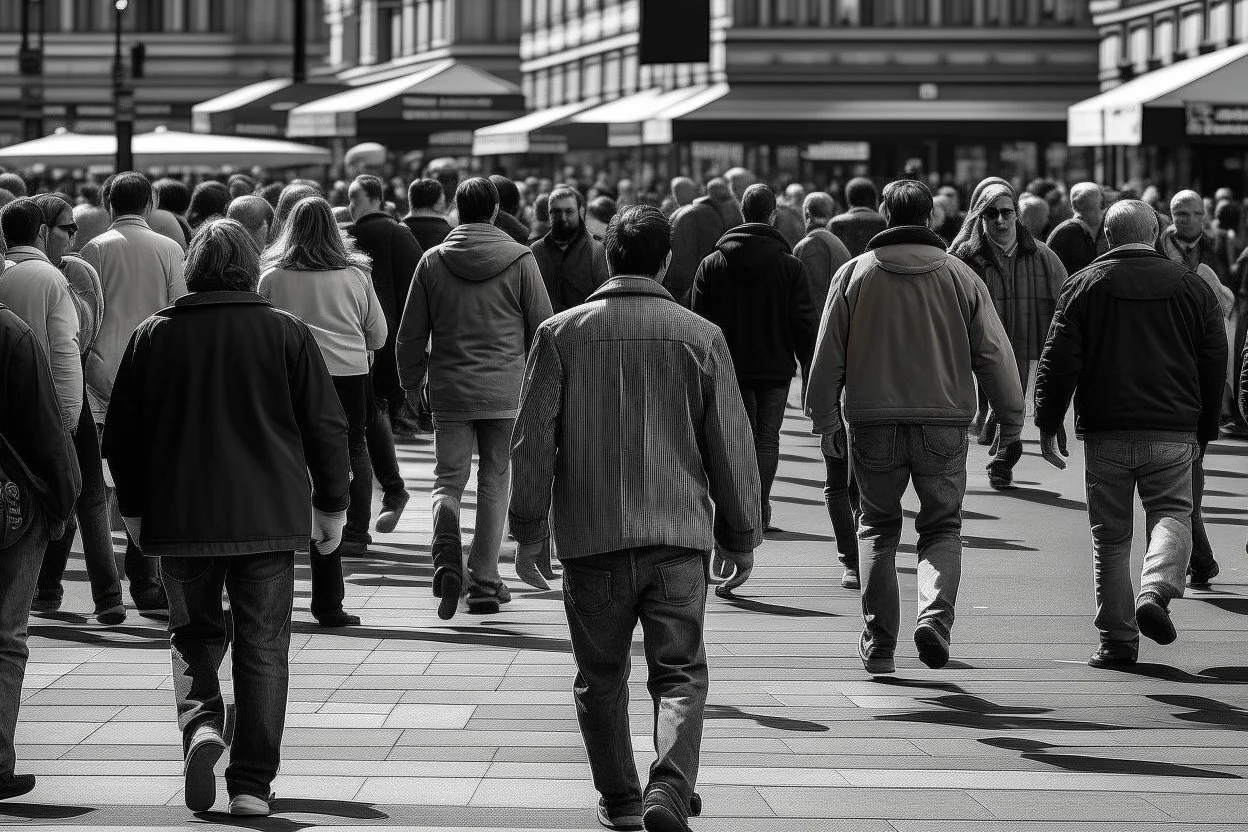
[437,222,531,281]
[865,226,950,274]
[1092,247,1188,300]
[715,223,792,268]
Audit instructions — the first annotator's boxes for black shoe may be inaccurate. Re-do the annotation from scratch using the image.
[375,490,410,534]
[1188,562,1220,589]
[597,797,643,831]
[184,724,225,811]
[433,566,462,621]
[859,631,895,675]
[642,783,691,832]
[30,594,61,613]
[1136,592,1177,645]
[914,621,951,669]
[315,610,361,628]
[336,539,368,557]
[95,605,127,626]
[465,582,504,616]
[132,586,168,612]
[1088,641,1138,668]
[988,471,1015,491]
[0,772,35,800]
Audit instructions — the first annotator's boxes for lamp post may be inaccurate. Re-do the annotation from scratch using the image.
[19,0,45,142]
[114,0,133,172]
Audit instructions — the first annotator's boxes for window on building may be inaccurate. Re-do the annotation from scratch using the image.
[1099,30,1122,75]
[604,51,622,98]
[1155,17,1176,63]
[1179,10,1203,53]
[135,0,164,32]
[1209,1,1231,43]
[1128,25,1149,69]
[583,56,603,98]
[208,0,225,32]
[734,0,758,25]
[417,0,431,50]
[550,66,564,105]
[534,69,550,108]
[566,60,581,102]
[1238,0,1248,41]
[534,0,549,28]
[941,0,974,25]
[622,49,638,93]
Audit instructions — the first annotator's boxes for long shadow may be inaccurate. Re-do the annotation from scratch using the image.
[778,453,821,465]
[1199,597,1248,617]
[978,487,1087,512]
[289,622,573,654]
[716,596,838,618]
[28,623,167,649]
[1205,517,1248,527]
[1148,694,1248,730]
[1204,468,1248,480]
[905,508,1000,522]
[773,474,826,488]
[763,529,834,543]
[870,677,967,693]
[705,703,829,733]
[960,535,1038,553]
[1202,505,1248,515]
[770,494,827,508]
[979,737,1241,778]
[0,803,94,820]
[1109,663,1248,685]
[874,693,1125,732]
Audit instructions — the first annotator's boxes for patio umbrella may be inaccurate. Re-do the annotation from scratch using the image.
[0,129,114,168]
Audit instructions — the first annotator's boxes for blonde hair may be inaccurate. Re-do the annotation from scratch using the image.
[260,196,371,274]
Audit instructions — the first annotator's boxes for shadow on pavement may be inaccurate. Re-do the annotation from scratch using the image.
[1109,663,1248,685]
[979,737,1241,779]
[28,622,167,649]
[979,487,1087,512]
[716,596,838,618]
[0,803,94,820]
[1149,694,1248,729]
[705,703,829,732]
[289,622,573,654]
[875,693,1125,732]
[1198,597,1248,616]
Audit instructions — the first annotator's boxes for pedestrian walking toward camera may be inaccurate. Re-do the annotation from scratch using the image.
[1046,182,1107,275]
[692,184,818,533]
[396,178,552,619]
[1034,200,1226,668]
[102,219,350,817]
[830,177,887,258]
[510,205,760,832]
[531,185,609,313]
[806,180,1024,674]
[260,196,386,627]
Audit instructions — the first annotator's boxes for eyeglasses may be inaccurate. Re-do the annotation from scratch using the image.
[58,223,78,236]
[982,207,1016,223]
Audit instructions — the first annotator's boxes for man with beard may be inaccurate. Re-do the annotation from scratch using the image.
[531,186,609,314]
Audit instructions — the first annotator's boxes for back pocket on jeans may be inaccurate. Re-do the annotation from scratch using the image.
[564,565,613,616]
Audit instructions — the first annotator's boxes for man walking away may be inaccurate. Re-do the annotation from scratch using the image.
[793,193,852,313]
[490,175,532,244]
[510,205,761,832]
[830,178,888,258]
[531,186,609,313]
[805,180,1024,674]
[667,179,725,307]
[396,178,552,619]
[1046,182,1107,275]
[402,178,453,251]
[226,196,274,252]
[1034,200,1226,668]
[102,219,350,817]
[692,184,818,533]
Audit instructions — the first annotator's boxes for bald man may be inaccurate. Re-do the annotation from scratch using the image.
[667,182,729,306]
[226,195,274,251]
[1046,182,1107,274]
[71,203,112,252]
[670,177,697,209]
[1159,190,1231,284]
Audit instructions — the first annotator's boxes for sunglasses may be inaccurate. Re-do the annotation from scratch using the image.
[58,223,78,236]
[982,207,1016,222]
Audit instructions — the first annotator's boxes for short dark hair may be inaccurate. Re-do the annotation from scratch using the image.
[257,182,284,209]
[227,174,256,200]
[0,198,44,247]
[605,205,670,277]
[741,184,777,224]
[407,178,444,211]
[489,175,521,216]
[880,179,934,228]
[187,181,231,229]
[0,173,27,198]
[455,177,499,224]
[153,178,190,214]
[548,185,583,212]
[79,183,102,207]
[184,218,260,292]
[587,196,617,224]
[533,192,550,223]
[845,177,878,209]
[351,174,385,204]
[425,160,459,206]
[105,171,153,217]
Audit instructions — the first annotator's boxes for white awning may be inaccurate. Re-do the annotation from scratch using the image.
[471,100,600,156]
[1068,43,1248,146]
[677,95,1072,123]
[642,83,730,145]
[0,126,329,169]
[569,86,727,147]
[193,78,294,115]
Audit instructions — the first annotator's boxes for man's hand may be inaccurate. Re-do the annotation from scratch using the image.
[311,508,347,555]
[711,547,754,597]
[515,540,550,590]
[1040,428,1070,470]
[820,429,847,459]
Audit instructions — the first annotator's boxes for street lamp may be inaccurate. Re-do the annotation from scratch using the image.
[19,0,46,142]
[114,0,133,171]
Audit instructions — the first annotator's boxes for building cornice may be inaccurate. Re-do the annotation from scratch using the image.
[1091,0,1201,26]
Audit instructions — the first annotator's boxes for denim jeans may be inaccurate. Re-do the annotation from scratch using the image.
[824,452,859,569]
[431,418,513,585]
[1084,438,1195,645]
[851,423,968,657]
[162,551,294,800]
[0,517,50,776]
[365,374,405,498]
[333,375,372,544]
[39,392,123,611]
[739,382,788,526]
[1189,454,1216,577]
[562,546,708,813]
[100,422,162,599]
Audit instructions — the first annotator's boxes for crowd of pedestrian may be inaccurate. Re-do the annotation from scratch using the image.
[0,157,1244,832]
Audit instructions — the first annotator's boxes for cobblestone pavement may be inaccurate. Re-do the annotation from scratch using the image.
[9,395,1248,830]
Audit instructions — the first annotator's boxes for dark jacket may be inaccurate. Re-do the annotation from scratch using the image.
[1158,226,1232,289]
[402,214,452,252]
[793,228,852,313]
[101,292,350,556]
[691,223,818,386]
[1034,247,1227,445]
[348,212,425,402]
[1046,217,1107,276]
[494,211,531,245]
[694,193,744,238]
[830,207,888,258]
[667,201,725,307]
[0,303,80,528]
[531,226,609,313]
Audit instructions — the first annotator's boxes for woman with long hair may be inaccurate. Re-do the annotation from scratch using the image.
[271,182,321,239]
[258,196,386,628]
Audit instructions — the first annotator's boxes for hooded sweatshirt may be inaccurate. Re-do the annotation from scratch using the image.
[396,223,553,420]
[691,223,818,386]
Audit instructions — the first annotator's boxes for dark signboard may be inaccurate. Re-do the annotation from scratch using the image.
[1186,102,1248,138]
[640,0,711,65]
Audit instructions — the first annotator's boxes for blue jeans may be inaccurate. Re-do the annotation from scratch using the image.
[739,383,788,526]
[851,423,968,656]
[430,418,513,585]
[824,452,859,569]
[0,516,50,776]
[1084,438,1195,645]
[562,546,708,814]
[162,552,294,800]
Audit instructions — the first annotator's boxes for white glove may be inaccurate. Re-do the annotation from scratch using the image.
[122,516,142,546]
[311,508,347,555]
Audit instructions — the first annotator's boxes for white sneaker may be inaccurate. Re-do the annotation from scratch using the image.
[228,793,272,816]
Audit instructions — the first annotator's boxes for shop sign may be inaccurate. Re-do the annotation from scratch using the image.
[234,123,283,137]
[803,141,870,162]
[1186,102,1248,138]
[691,141,744,160]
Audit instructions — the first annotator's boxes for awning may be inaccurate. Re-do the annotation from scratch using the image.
[471,100,599,156]
[192,78,350,138]
[641,83,729,145]
[0,126,330,169]
[1068,43,1248,147]
[287,59,525,145]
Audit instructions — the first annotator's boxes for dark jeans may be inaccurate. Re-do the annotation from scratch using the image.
[852,424,967,656]
[162,551,294,800]
[563,546,708,813]
[824,452,859,569]
[365,374,405,498]
[0,516,50,776]
[333,375,373,544]
[1190,453,1217,577]
[739,382,788,526]
[101,423,163,598]
[1225,303,1247,431]
[39,393,123,611]
[986,358,1031,475]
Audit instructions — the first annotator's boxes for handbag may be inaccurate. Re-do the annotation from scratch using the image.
[0,430,42,549]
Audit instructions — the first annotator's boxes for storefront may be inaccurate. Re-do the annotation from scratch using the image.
[192,79,350,138]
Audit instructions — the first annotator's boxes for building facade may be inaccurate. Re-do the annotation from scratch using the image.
[0,0,328,145]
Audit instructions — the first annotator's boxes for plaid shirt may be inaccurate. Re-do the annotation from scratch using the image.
[509,276,763,558]
[963,238,1067,364]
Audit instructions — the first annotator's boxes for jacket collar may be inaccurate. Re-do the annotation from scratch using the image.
[353,211,394,227]
[1091,245,1171,267]
[172,290,271,309]
[847,206,878,215]
[1161,225,1214,251]
[111,215,152,231]
[587,276,676,303]
[866,225,948,252]
[543,224,590,250]
[3,246,51,265]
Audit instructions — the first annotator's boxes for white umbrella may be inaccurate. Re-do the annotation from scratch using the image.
[0,129,114,167]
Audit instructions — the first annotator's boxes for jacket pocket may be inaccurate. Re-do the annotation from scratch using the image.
[850,424,898,471]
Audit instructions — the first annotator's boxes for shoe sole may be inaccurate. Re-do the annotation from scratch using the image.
[914,626,950,669]
[434,568,462,620]
[466,599,500,615]
[0,778,36,800]
[841,575,860,590]
[1088,655,1137,669]
[642,804,690,832]
[184,736,225,812]
[598,808,643,831]
[228,800,271,817]
[1137,601,1177,645]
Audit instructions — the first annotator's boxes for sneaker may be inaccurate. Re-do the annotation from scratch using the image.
[228,792,272,817]
[914,621,951,669]
[859,631,895,675]
[432,563,463,621]
[987,470,1015,491]
[1188,562,1220,589]
[466,581,508,615]
[1136,592,1177,645]
[30,594,61,613]
[597,797,643,831]
[315,610,361,628]
[183,724,226,812]
[1088,641,1138,668]
[642,783,691,832]
[375,490,410,534]
[0,772,35,800]
[841,568,860,590]
[95,605,127,626]
[132,586,168,612]
[336,539,368,557]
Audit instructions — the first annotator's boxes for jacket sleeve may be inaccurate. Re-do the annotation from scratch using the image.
[508,324,562,545]
[46,282,84,433]
[965,272,1025,443]
[690,256,713,318]
[166,250,188,303]
[391,225,424,320]
[1033,279,1082,436]
[788,258,819,377]
[701,330,763,553]
[1195,284,1229,445]
[803,259,853,435]
[519,253,554,351]
[80,240,102,274]
[101,327,148,518]
[395,257,432,391]
[290,327,350,513]
[795,238,830,311]
[357,267,389,351]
